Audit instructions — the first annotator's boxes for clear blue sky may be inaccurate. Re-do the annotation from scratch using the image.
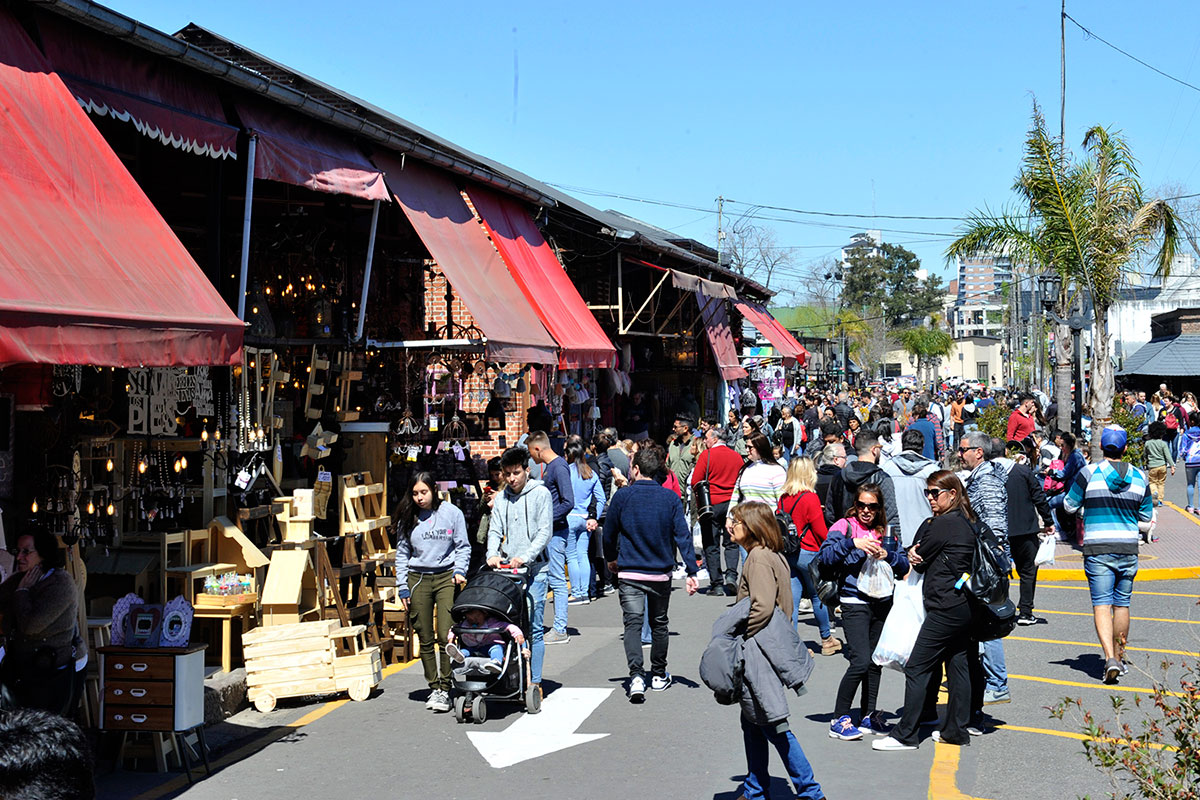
[104,1,1200,293]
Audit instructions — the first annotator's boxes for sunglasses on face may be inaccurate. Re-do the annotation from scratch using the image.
[924,488,949,499]
[855,502,881,511]
[957,446,979,454]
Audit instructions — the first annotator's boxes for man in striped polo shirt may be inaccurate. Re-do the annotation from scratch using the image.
[1062,426,1153,684]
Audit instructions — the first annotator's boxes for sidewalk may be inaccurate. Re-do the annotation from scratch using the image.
[1040,466,1200,582]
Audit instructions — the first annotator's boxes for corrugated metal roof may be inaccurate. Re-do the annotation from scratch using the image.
[1118,335,1200,376]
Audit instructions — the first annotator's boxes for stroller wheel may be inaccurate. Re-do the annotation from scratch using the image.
[453,694,466,723]
[474,697,488,724]
[525,687,542,714]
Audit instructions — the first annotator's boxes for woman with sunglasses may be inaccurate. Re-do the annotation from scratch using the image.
[818,483,909,741]
[873,471,980,751]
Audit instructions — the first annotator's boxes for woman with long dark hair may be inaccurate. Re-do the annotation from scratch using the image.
[565,437,606,604]
[731,432,786,510]
[819,483,909,740]
[874,471,979,750]
[394,471,470,713]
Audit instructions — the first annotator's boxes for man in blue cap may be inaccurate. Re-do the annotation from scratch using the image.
[1062,425,1153,684]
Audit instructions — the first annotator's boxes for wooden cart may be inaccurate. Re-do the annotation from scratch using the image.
[242,618,382,713]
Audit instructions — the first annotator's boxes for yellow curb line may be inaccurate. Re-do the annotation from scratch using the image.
[1036,583,1200,598]
[928,688,992,800]
[1007,634,1200,657]
[131,659,418,800]
[995,723,1176,751]
[1030,564,1200,582]
[1040,609,1200,625]
[1009,673,1186,698]
[1164,501,1200,527]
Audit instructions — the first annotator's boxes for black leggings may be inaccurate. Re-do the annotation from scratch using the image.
[892,603,976,745]
[833,600,891,718]
[1009,534,1041,616]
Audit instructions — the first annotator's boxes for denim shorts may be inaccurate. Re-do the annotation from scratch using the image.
[1083,553,1139,607]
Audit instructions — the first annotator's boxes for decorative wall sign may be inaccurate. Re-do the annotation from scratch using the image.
[127,367,213,435]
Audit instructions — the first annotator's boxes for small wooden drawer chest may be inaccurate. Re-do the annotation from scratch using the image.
[99,645,206,732]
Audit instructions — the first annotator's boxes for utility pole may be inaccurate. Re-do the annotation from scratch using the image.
[716,196,728,272]
[1061,0,1067,146]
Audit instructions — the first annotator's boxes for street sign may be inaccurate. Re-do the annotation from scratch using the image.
[467,687,612,768]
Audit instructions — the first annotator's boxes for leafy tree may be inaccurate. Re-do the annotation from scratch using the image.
[841,242,946,327]
[898,325,955,390]
[948,104,1180,459]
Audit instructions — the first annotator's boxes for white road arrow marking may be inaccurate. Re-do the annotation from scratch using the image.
[467,687,612,768]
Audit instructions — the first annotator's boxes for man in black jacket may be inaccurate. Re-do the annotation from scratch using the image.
[992,438,1055,626]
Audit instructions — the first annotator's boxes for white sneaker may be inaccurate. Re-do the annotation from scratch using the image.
[428,689,450,713]
[651,673,672,691]
[872,736,917,751]
[628,675,646,703]
[798,598,813,613]
[424,691,437,709]
[672,566,688,580]
[695,568,710,581]
[932,730,969,746]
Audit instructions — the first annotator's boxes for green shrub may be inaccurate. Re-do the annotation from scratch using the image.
[1109,402,1146,467]
[975,405,1010,441]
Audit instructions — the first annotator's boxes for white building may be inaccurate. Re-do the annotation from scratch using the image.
[840,230,883,266]
[1109,252,1200,370]
[951,253,1012,338]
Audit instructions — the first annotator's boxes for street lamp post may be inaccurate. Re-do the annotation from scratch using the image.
[1037,273,1087,434]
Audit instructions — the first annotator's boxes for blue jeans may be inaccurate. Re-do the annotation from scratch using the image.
[789,549,832,640]
[1084,553,1139,607]
[740,716,823,800]
[567,517,592,601]
[1187,466,1200,508]
[642,606,652,645]
[461,643,505,662]
[547,529,570,633]
[979,638,1008,694]
[528,564,548,684]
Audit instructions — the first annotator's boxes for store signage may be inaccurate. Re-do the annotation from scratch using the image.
[127,367,214,435]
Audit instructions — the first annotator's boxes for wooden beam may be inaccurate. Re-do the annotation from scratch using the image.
[620,270,671,335]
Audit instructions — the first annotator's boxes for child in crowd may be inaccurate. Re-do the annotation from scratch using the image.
[445,608,525,675]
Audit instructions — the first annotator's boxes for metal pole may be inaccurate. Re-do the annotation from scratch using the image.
[1061,0,1067,147]
[236,133,257,320]
[616,252,624,334]
[354,199,382,341]
[1072,325,1083,434]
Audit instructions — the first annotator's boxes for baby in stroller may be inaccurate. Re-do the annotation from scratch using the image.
[446,609,525,675]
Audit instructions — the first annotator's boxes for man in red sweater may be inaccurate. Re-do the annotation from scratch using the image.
[690,426,745,595]
[1007,394,1038,444]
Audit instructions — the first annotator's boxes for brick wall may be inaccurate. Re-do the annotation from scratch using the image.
[424,264,530,461]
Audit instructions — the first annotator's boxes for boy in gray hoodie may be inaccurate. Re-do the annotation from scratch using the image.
[486,446,554,696]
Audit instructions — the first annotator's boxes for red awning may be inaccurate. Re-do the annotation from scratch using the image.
[237,100,389,202]
[36,14,238,159]
[377,155,557,364]
[734,301,809,368]
[466,187,616,369]
[0,9,243,367]
[696,292,747,381]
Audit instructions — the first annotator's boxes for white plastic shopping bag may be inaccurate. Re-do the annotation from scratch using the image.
[872,572,925,671]
[857,557,895,599]
[1034,534,1057,567]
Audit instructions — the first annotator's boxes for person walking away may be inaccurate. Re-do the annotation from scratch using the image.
[1143,421,1173,508]
[727,502,825,800]
[565,438,605,605]
[873,472,981,750]
[486,447,554,698]
[777,457,840,655]
[814,443,846,510]
[820,484,910,741]
[691,427,744,596]
[393,472,471,712]
[603,447,699,701]
[526,431,575,645]
[1176,412,1200,514]
[1007,394,1038,444]
[879,429,938,548]
[732,433,787,511]
[993,445,1055,627]
[1062,426,1153,683]
[959,432,1011,706]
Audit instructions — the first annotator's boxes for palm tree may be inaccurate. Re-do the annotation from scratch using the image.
[898,325,954,392]
[947,104,1180,458]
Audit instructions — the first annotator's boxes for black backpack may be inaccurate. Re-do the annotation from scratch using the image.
[775,495,807,556]
[966,520,1017,641]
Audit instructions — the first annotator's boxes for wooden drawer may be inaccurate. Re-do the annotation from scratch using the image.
[104,706,175,731]
[104,653,174,681]
[105,680,174,707]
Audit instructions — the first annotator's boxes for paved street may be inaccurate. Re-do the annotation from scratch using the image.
[99,565,1199,799]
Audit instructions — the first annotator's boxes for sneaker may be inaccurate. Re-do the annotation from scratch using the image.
[628,674,646,703]
[651,673,672,691]
[1016,614,1045,626]
[424,691,437,710]
[672,566,688,580]
[1104,658,1123,684]
[428,689,450,713]
[798,597,813,613]
[966,724,985,737]
[983,689,1011,705]
[695,568,710,581]
[445,642,465,663]
[483,659,503,675]
[820,637,843,656]
[857,711,890,736]
[932,730,970,746]
[567,596,590,606]
[872,736,917,751]
[544,630,570,645]
[828,714,864,741]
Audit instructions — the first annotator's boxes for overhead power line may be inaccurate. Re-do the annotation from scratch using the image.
[1065,13,1200,94]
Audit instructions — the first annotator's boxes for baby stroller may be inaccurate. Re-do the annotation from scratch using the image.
[448,565,541,722]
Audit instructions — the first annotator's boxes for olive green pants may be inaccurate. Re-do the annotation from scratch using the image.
[408,570,457,691]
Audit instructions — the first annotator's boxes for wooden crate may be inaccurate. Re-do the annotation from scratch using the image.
[243,621,380,712]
